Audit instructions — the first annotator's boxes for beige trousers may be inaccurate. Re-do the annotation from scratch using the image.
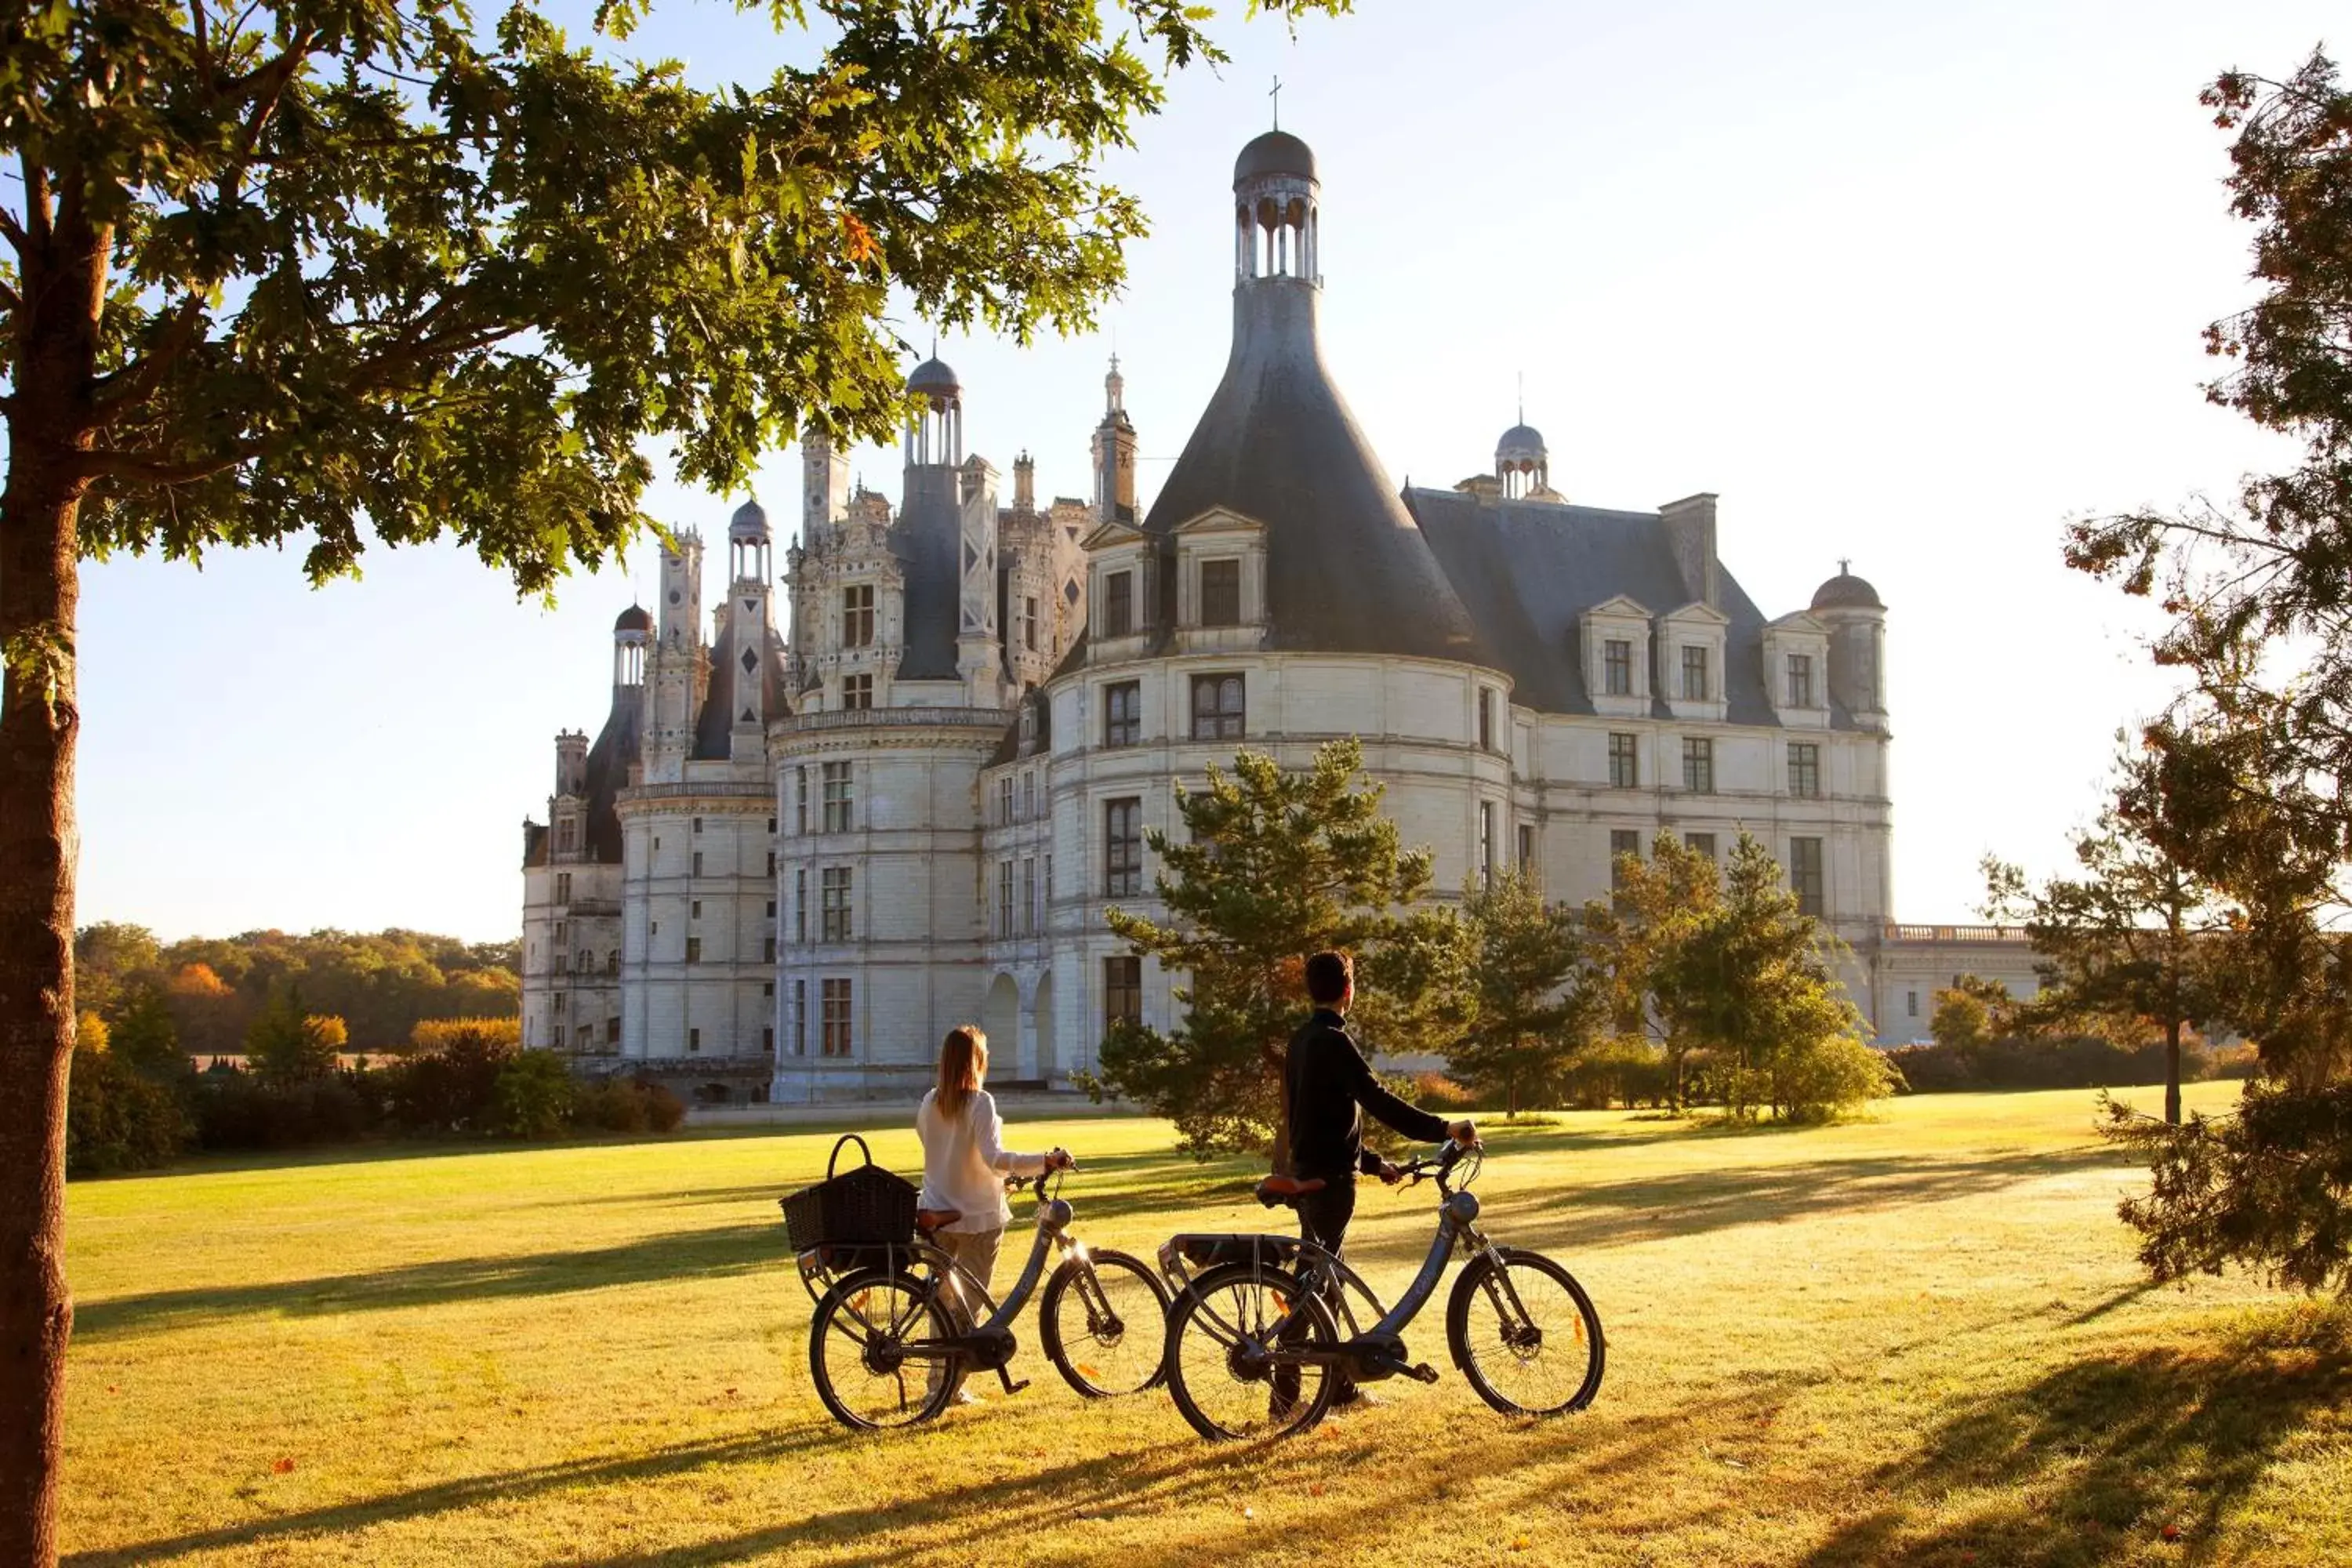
[929,1227,1003,1397]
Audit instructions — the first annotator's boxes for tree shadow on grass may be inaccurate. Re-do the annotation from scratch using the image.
[72,1221,789,1341]
[1464,1145,2127,1255]
[1802,1305,2352,1566]
[60,1425,845,1568]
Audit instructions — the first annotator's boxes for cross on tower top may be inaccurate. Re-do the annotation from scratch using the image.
[1269,75,1282,130]
[1838,557,1852,575]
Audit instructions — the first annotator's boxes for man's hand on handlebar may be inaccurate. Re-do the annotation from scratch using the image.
[1373,1157,1405,1185]
[1448,1119,1482,1150]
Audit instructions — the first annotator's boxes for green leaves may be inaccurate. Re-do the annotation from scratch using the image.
[6,0,1352,594]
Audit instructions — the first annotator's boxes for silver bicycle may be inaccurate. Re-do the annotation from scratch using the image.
[1156,1142,1604,1439]
[800,1165,1169,1431]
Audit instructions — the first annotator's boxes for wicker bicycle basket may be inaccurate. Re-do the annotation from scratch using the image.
[779,1134,919,1254]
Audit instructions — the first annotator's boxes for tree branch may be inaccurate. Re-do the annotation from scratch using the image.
[90,294,211,423]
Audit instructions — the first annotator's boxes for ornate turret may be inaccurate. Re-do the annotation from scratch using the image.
[1092,356,1138,524]
[1812,559,1887,725]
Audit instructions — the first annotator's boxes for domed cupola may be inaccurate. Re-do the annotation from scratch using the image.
[611,603,650,686]
[726,497,771,582]
[1132,129,1485,665]
[1496,421,1548,499]
[906,355,963,468]
[1811,563,1884,612]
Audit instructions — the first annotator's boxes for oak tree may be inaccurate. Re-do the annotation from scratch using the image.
[0,2,1345,1557]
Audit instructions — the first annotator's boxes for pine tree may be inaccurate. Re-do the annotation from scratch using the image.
[1448,870,1592,1118]
[1579,837,1718,1110]
[1094,740,1447,1161]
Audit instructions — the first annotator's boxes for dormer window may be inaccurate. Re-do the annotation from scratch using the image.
[1603,640,1632,696]
[1680,645,1710,702]
[1104,571,1134,638]
[1787,654,1813,710]
[1200,559,1241,626]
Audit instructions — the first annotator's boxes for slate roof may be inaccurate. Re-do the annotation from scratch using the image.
[1139,281,1486,666]
[1406,488,1846,730]
[526,684,643,867]
[895,466,964,681]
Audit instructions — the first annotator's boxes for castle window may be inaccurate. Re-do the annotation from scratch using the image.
[691,851,703,877]
[764,936,776,963]
[606,950,618,975]
[1105,681,1142,747]
[1200,558,1241,627]
[1789,837,1826,918]
[1788,742,1821,799]
[1610,829,1641,890]
[557,821,575,853]
[795,869,807,942]
[1681,645,1710,702]
[767,851,775,877]
[1608,733,1639,789]
[692,816,703,833]
[822,760,853,832]
[1685,832,1717,861]
[1103,570,1134,638]
[553,992,565,1015]
[606,1016,620,1044]
[1105,797,1143,897]
[1603,640,1633,697]
[763,1026,775,1054]
[555,920,568,947]
[1022,857,1036,933]
[555,873,572,903]
[1479,803,1497,886]
[691,900,702,918]
[688,1027,701,1053]
[820,867,852,941]
[794,767,808,833]
[685,937,702,964]
[1681,738,1714,794]
[1907,989,1919,1018]
[1478,688,1495,752]
[843,673,873,710]
[1104,956,1142,1029]
[997,859,1014,936]
[998,775,1014,826]
[822,978,854,1056]
[1787,654,1815,710]
[794,978,808,1055]
[1021,771,1036,822]
[1025,595,1040,652]
[1191,674,1245,742]
[1518,824,1535,872]
[843,583,875,648]
[766,899,776,917]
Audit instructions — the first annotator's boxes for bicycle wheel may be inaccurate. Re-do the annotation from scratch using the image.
[1039,1247,1171,1398]
[808,1268,962,1431]
[1164,1263,1340,1441]
[1446,1246,1604,1416]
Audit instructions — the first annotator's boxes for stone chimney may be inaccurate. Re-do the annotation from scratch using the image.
[1661,493,1719,609]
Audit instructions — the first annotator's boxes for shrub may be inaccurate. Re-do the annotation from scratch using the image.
[1562,1035,1669,1109]
[1881,1033,2220,1094]
[2212,1042,2260,1080]
[1767,1033,1900,1123]
[385,1020,518,1131]
[492,1051,578,1138]
[66,1045,191,1176]
[190,1067,376,1150]
[571,1078,688,1135]
[409,1015,523,1056]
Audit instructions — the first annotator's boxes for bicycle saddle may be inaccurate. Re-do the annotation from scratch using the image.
[1254,1174,1327,1207]
[914,1207,963,1235]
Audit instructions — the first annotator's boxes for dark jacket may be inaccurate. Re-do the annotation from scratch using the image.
[1283,1008,1453,1181]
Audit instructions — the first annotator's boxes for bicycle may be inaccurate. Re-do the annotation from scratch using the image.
[1156,1142,1604,1439]
[800,1164,1170,1431]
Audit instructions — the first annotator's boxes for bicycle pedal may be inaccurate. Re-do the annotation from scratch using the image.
[996,1370,1031,1396]
[1407,1362,1441,1385]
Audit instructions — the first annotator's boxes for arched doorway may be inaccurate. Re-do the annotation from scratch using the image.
[982,973,1020,1076]
[1033,972,1057,1083]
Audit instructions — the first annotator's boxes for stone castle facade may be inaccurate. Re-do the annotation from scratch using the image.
[520,129,2037,1100]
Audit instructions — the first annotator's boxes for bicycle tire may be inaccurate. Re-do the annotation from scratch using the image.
[1163,1262,1341,1442]
[1445,1246,1604,1416]
[1039,1247,1171,1398]
[807,1267,963,1431]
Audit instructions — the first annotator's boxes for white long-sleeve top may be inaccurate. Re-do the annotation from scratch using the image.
[915,1088,1050,1235]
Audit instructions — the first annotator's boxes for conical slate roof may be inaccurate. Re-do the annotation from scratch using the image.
[1139,136,1484,664]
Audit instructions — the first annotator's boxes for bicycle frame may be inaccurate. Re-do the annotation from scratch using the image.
[800,1171,1094,1392]
[1160,1156,1538,1384]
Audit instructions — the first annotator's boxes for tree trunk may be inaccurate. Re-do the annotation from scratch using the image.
[2165,1016,2183,1127]
[1,178,102,1568]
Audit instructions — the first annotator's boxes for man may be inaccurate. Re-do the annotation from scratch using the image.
[1279,948,1477,1408]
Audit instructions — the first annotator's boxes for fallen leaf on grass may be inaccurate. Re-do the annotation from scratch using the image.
[1309,1484,1327,1497]
[2161,1524,2182,1542]
[271,1457,296,1475]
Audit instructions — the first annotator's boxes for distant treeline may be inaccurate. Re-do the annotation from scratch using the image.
[74,924,520,1056]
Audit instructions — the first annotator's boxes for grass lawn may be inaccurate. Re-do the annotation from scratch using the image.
[59,1081,2350,1566]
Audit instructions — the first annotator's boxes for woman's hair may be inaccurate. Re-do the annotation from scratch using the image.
[935,1025,989,1117]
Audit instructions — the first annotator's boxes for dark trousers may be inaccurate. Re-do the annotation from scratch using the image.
[1275,1178,1359,1408]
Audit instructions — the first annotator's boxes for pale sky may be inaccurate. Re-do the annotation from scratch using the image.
[70,0,2336,942]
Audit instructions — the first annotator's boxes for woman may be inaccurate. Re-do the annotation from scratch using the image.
[916,1025,1069,1397]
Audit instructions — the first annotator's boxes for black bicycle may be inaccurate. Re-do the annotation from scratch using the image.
[1156,1143,1603,1439]
[800,1165,1169,1431]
